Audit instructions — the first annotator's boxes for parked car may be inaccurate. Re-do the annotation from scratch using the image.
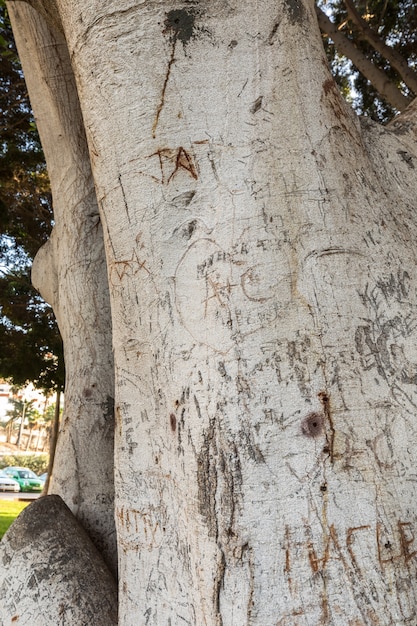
[0,471,20,493]
[2,467,43,492]
[38,473,48,484]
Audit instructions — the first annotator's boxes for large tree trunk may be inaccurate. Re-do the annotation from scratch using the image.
[8,1,117,575]
[7,0,417,624]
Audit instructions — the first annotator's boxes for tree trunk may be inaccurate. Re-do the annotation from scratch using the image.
[8,0,417,623]
[25,425,33,451]
[8,1,117,575]
[15,399,26,448]
[44,388,61,492]
[0,496,117,625]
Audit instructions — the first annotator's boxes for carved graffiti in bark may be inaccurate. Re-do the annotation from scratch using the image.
[149,147,198,184]
[109,249,150,285]
[283,518,417,576]
[175,236,293,352]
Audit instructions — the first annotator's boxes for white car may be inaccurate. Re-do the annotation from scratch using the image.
[0,470,20,492]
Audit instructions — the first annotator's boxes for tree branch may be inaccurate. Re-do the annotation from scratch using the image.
[343,0,417,95]
[388,97,417,136]
[315,5,412,112]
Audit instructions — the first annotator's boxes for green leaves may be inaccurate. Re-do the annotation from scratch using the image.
[318,0,417,123]
[0,1,63,393]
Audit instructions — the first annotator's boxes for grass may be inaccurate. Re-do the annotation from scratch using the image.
[0,500,29,539]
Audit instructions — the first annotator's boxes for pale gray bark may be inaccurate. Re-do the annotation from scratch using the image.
[5,0,417,624]
[0,496,117,625]
[7,1,117,575]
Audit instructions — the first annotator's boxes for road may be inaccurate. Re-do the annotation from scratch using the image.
[0,491,42,501]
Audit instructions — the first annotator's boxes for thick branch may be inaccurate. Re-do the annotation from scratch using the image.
[26,0,63,33]
[343,0,417,95]
[316,5,412,112]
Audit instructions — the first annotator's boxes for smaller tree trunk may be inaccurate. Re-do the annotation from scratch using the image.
[15,400,26,449]
[34,426,42,451]
[25,426,33,451]
[44,389,61,493]
[5,420,12,443]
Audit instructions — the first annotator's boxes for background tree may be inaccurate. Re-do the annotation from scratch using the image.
[0,269,64,389]
[317,0,417,122]
[4,394,35,445]
[0,0,51,255]
[24,406,42,450]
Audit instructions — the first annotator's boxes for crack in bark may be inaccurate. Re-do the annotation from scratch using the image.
[197,421,245,622]
[319,391,335,463]
[152,9,196,137]
[197,421,218,539]
[118,174,131,223]
[214,548,226,626]
[268,19,280,45]
[152,39,177,139]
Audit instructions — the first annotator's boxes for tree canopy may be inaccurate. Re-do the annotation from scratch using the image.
[317,0,417,122]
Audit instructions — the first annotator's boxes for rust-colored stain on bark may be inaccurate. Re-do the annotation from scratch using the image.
[323,78,336,96]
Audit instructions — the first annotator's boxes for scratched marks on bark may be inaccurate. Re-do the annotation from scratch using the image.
[149,146,198,184]
[116,505,166,552]
[175,236,292,353]
[356,268,417,405]
[132,145,199,186]
[109,248,150,286]
[282,516,417,625]
[153,9,197,137]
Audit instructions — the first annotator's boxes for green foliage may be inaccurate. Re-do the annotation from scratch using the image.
[0,1,45,237]
[43,401,62,424]
[0,1,64,392]
[0,0,52,258]
[0,453,49,474]
[0,500,29,540]
[4,397,36,431]
[319,0,417,122]
[0,268,64,390]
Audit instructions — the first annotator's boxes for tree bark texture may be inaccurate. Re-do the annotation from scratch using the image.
[8,1,117,574]
[0,496,117,626]
[7,0,417,624]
